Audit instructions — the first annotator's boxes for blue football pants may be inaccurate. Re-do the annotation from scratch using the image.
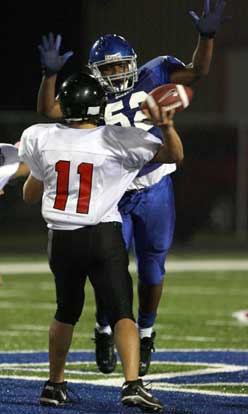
[118,175,175,286]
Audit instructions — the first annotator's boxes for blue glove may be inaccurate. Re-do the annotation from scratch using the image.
[38,32,74,76]
[189,0,230,38]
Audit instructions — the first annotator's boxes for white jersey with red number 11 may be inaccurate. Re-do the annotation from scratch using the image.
[19,123,160,230]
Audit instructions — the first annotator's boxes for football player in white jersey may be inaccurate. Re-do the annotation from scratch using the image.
[36,0,229,377]
[19,72,183,410]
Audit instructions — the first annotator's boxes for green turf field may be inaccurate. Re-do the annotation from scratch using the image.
[1,256,248,396]
[1,260,248,350]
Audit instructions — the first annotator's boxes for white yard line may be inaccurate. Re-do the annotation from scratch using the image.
[0,366,120,376]
[9,324,48,331]
[0,302,55,310]
[1,348,248,353]
[160,334,217,342]
[152,384,248,398]
[0,326,221,342]
[160,334,246,343]
[166,260,248,271]
[0,329,91,338]
[0,373,247,397]
[0,349,94,353]
[0,302,92,312]
[168,287,248,295]
[206,320,244,327]
[3,365,244,378]
[0,263,50,274]
[2,259,248,274]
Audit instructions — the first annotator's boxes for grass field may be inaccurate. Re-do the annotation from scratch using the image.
[1,254,248,413]
[1,256,248,351]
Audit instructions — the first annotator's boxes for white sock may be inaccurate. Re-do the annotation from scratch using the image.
[96,323,112,335]
[139,327,153,339]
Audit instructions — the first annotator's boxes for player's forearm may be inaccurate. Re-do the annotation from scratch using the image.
[191,35,214,77]
[153,123,184,164]
[170,35,214,86]
[23,175,43,205]
[37,75,62,118]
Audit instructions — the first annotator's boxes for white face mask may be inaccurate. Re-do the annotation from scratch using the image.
[89,56,138,95]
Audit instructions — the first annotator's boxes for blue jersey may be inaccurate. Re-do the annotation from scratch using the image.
[105,55,185,176]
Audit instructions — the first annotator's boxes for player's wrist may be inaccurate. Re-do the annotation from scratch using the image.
[42,67,58,79]
[162,120,174,129]
[42,72,58,79]
[200,31,216,39]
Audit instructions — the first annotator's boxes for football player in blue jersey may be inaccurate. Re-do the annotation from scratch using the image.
[37,0,229,376]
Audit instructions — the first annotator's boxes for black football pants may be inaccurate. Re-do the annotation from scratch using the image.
[47,222,134,328]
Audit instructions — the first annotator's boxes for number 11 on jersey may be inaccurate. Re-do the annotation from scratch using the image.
[53,160,93,214]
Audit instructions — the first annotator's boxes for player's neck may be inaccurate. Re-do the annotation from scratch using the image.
[69,122,97,129]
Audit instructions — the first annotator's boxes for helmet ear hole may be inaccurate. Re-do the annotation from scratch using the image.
[58,72,107,124]
[88,34,137,95]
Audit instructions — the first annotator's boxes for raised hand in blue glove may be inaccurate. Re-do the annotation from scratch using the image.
[38,32,74,76]
[189,0,230,38]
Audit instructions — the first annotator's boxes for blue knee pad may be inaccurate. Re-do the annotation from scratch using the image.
[137,256,166,285]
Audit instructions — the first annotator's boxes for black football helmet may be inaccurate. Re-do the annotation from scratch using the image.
[58,72,107,124]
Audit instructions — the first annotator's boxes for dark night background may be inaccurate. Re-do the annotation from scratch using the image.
[0,0,247,254]
[1,0,240,111]
[0,2,82,110]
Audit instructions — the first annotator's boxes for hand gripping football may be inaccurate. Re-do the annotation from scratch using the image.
[141,83,193,113]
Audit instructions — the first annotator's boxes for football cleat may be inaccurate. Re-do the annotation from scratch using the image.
[40,380,73,406]
[121,378,164,412]
[139,331,156,376]
[93,329,117,374]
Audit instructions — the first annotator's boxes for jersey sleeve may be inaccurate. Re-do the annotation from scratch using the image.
[18,125,44,181]
[141,56,185,85]
[110,126,161,170]
[160,55,185,81]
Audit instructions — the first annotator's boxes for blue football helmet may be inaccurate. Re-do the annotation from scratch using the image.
[88,34,138,95]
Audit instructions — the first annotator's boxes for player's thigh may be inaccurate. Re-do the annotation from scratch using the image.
[134,176,175,255]
[121,212,133,251]
[118,191,138,251]
[48,229,88,307]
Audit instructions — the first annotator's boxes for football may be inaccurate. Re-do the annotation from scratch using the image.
[141,83,193,113]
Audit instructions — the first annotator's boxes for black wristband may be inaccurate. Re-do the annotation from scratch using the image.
[200,32,216,39]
